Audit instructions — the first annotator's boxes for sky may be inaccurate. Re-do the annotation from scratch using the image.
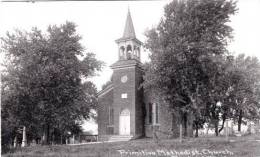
[0,0,260,134]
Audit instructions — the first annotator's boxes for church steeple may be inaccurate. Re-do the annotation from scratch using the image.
[115,8,142,62]
[122,9,136,39]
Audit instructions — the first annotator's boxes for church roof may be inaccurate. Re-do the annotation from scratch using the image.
[122,9,136,39]
[115,9,142,44]
[97,83,113,98]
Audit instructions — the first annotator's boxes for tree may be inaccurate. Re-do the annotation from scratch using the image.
[1,22,103,147]
[143,0,237,137]
[226,54,260,132]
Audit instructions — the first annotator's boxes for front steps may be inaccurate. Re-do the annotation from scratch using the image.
[108,135,133,142]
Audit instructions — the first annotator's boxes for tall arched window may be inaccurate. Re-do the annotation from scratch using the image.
[148,103,159,124]
[126,45,132,59]
[126,45,132,52]
[119,46,125,59]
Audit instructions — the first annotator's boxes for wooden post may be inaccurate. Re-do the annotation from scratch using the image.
[231,120,234,135]
[72,135,75,144]
[225,120,228,141]
[21,126,27,147]
[248,122,252,134]
[13,135,17,148]
[179,124,182,142]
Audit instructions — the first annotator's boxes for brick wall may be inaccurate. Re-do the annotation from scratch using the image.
[112,66,137,136]
[98,62,192,139]
[97,88,113,137]
[134,67,145,138]
[143,90,180,139]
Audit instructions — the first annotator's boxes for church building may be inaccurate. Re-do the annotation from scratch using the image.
[97,10,181,141]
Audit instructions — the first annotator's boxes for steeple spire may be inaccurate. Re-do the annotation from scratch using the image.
[122,8,136,39]
[114,8,142,63]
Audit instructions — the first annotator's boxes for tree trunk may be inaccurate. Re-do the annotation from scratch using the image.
[238,110,243,132]
[47,124,50,144]
[195,123,199,137]
[183,113,187,137]
[189,114,195,138]
[215,120,219,136]
[218,114,226,133]
[61,135,63,145]
[52,133,55,145]
[42,125,48,145]
[171,113,174,137]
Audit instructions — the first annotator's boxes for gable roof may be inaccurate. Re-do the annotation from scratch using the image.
[97,83,113,98]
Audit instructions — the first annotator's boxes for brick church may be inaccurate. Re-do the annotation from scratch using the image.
[97,10,181,141]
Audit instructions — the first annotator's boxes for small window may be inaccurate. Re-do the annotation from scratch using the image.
[126,45,132,52]
[121,93,127,99]
[119,46,125,58]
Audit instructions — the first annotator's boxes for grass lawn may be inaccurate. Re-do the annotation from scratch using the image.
[3,134,260,157]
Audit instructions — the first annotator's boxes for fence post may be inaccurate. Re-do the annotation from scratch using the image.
[225,120,228,141]
[179,124,182,143]
[14,135,17,148]
[21,126,27,147]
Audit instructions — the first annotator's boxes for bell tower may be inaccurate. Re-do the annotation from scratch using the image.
[110,9,144,138]
[116,9,142,62]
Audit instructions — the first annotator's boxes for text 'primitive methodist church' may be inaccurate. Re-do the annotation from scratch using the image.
[97,9,193,141]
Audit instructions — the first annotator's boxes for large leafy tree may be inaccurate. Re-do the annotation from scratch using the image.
[143,0,236,137]
[226,54,260,132]
[1,22,103,146]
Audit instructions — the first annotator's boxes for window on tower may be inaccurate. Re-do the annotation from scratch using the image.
[126,45,132,59]
[119,46,125,59]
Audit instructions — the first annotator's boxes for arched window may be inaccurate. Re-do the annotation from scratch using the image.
[126,45,132,59]
[126,45,132,52]
[119,46,125,59]
[120,108,130,116]
[148,103,159,125]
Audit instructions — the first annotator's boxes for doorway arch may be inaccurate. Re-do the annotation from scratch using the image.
[119,109,130,135]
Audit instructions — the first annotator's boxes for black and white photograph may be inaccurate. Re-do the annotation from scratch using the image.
[0,0,260,156]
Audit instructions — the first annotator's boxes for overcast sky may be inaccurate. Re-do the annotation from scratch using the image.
[1,0,260,133]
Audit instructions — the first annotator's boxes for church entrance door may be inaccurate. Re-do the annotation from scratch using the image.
[119,109,130,135]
